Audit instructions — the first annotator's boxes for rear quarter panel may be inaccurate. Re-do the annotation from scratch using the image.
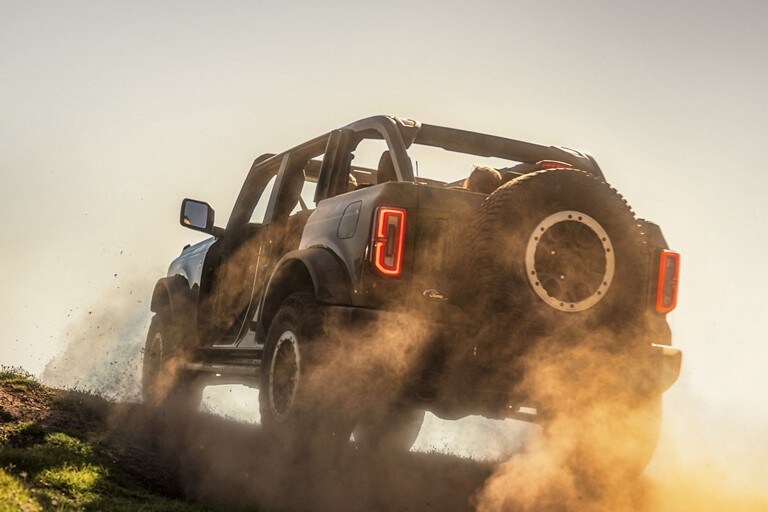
[299,182,485,312]
[299,183,419,307]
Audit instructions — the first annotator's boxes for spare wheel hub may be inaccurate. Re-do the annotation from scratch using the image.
[525,210,615,312]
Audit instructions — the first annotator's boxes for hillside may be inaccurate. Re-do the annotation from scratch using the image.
[0,368,207,511]
[0,368,491,511]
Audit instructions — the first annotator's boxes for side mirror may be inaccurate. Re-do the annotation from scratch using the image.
[180,199,221,236]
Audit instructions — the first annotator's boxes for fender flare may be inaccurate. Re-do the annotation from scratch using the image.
[259,247,353,330]
[150,275,196,319]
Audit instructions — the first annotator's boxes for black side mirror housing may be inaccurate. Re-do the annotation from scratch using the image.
[180,199,223,236]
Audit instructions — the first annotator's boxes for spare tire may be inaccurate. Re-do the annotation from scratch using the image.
[468,168,649,350]
[461,168,660,479]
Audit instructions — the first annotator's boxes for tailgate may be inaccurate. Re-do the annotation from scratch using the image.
[410,185,485,309]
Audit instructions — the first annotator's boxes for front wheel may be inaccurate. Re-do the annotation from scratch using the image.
[142,313,203,414]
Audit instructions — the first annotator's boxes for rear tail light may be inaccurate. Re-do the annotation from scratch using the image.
[536,160,573,170]
[656,250,680,313]
[372,207,406,277]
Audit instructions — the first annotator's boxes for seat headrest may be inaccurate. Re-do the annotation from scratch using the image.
[377,152,397,184]
[273,169,305,219]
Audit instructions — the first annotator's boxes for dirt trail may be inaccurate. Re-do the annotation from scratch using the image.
[1,374,490,511]
[108,402,493,511]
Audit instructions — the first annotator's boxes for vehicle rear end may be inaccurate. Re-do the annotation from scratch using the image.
[303,118,682,424]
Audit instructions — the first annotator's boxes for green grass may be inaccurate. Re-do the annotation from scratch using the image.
[0,428,206,511]
[0,369,209,511]
[0,366,43,393]
[0,468,39,511]
[0,421,43,445]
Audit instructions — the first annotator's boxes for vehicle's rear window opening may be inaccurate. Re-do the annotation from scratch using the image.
[347,136,524,189]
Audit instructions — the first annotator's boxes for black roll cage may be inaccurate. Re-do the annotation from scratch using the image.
[226,115,603,231]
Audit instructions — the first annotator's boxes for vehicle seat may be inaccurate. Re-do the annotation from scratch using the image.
[377,152,397,184]
[273,170,305,221]
[281,209,313,252]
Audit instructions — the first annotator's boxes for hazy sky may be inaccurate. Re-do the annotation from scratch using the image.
[2,0,767,460]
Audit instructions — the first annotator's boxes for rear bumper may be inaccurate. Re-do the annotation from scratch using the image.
[649,344,682,393]
[323,304,682,401]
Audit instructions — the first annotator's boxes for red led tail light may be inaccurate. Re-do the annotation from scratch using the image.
[536,160,572,170]
[372,207,406,277]
[656,250,680,313]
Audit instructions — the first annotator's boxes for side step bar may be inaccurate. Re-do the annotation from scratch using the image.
[184,361,262,387]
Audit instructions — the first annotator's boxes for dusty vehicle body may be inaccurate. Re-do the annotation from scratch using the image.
[144,115,681,465]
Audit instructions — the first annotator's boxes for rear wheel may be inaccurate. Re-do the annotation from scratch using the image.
[353,407,425,453]
[259,293,353,455]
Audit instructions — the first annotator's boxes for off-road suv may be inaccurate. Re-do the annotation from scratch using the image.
[143,116,681,471]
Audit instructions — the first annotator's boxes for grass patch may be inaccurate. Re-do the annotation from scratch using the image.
[0,432,92,472]
[37,462,105,498]
[0,426,209,511]
[0,468,40,511]
[0,421,45,444]
[0,368,210,511]
[0,366,42,392]
[0,431,103,509]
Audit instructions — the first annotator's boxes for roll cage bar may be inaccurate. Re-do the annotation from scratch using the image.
[227,116,603,230]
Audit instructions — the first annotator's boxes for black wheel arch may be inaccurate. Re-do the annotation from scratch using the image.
[259,248,353,332]
[150,274,197,319]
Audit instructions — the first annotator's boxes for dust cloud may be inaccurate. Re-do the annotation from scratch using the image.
[309,311,433,423]
[471,330,768,512]
[94,304,488,511]
[130,309,768,511]
[473,334,658,512]
[33,271,768,511]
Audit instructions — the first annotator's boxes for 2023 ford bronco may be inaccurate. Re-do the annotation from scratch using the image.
[144,116,681,469]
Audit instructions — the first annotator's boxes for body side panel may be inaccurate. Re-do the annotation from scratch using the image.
[167,237,217,288]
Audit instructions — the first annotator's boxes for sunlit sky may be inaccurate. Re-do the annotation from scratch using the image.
[2,0,767,454]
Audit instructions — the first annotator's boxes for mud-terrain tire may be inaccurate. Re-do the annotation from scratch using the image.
[142,313,203,414]
[469,168,648,345]
[259,293,353,455]
[353,408,425,453]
